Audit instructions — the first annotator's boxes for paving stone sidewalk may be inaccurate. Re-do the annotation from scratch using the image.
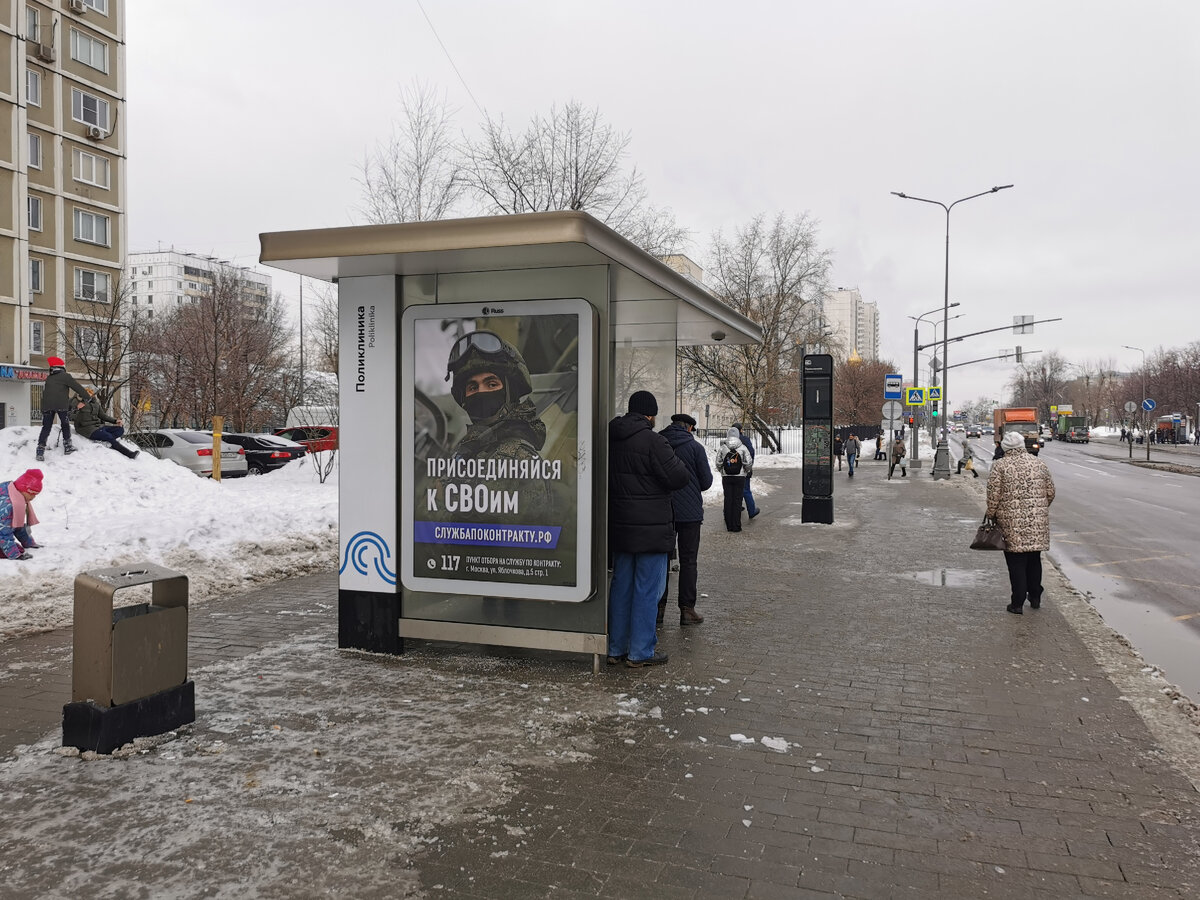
[0,456,1198,899]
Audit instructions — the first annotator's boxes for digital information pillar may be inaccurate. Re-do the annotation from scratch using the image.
[801,353,834,524]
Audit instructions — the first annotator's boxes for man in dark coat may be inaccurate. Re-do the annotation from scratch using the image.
[607,391,689,668]
[657,413,714,627]
[36,357,90,461]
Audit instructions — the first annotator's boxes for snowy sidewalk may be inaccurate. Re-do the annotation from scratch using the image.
[1,456,1199,899]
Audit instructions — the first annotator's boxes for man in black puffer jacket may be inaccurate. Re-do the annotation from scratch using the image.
[607,391,689,668]
[657,413,713,627]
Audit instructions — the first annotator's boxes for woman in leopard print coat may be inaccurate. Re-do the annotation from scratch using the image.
[986,431,1056,614]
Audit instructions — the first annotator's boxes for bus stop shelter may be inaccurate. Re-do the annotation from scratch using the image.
[260,211,761,669]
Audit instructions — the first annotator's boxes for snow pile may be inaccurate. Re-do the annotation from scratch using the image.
[0,426,338,638]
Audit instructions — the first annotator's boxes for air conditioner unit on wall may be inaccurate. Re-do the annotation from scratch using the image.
[68,0,87,13]
[85,125,104,140]
[35,43,56,63]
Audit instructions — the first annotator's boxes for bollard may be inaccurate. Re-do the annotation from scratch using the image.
[62,563,195,754]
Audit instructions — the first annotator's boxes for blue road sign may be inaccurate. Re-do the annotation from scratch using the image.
[906,388,926,406]
[927,387,942,401]
[884,374,902,400]
[1142,398,1157,412]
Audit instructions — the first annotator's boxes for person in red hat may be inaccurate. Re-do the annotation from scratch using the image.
[36,357,90,462]
[1,469,43,560]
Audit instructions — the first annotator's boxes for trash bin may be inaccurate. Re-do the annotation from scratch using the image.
[63,563,195,754]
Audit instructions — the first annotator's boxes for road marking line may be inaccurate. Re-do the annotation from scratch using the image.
[1174,613,1200,622]
[1055,540,1170,552]
[1083,555,1180,568]
[1123,497,1186,515]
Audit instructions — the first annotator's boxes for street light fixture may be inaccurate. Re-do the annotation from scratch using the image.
[892,184,1014,479]
[906,303,959,465]
[1122,344,1149,461]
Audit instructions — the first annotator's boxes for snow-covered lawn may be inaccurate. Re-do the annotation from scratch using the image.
[0,427,337,639]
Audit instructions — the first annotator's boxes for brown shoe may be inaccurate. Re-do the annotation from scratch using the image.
[625,651,668,668]
[680,607,705,626]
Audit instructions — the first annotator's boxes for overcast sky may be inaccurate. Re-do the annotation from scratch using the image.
[126,1,1199,409]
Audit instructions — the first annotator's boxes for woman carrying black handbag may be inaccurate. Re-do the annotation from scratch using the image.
[985,431,1056,615]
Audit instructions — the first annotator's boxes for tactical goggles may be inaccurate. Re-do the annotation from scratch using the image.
[447,331,506,365]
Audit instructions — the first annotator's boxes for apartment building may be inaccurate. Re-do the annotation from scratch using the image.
[126,249,272,317]
[821,287,879,362]
[0,0,124,427]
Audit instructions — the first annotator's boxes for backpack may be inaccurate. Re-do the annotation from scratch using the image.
[721,449,743,475]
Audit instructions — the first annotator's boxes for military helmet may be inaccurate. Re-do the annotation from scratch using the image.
[446,330,533,406]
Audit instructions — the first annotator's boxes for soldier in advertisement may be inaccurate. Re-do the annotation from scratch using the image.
[446,331,547,463]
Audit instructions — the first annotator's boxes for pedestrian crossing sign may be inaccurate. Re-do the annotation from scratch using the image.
[927,387,942,401]
[906,388,926,406]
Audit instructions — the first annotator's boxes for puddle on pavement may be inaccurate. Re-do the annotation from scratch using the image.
[903,568,991,587]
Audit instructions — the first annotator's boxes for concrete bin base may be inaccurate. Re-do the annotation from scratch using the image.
[63,680,195,754]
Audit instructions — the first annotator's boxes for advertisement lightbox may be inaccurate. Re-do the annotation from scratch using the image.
[400,299,595,601]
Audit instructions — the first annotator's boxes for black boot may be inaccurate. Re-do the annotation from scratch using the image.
[111,441,139,459]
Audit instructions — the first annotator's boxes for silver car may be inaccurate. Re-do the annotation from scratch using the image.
[128,429,249,479]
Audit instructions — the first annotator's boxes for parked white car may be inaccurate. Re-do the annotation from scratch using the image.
[127,429,248,479]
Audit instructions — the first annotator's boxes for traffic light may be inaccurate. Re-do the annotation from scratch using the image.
[1015,346,1023,363]
[932,401,939,418]
[908,416,914,426]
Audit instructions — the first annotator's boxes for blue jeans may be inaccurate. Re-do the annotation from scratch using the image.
[89,425,125,443]
[608,552,668,661]
[742,477,758,516]
[847,452,857,474]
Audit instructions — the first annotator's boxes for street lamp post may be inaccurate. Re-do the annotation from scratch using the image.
[907,303,959,465]
[893,184,1013,479]
[1123,345,1149,461]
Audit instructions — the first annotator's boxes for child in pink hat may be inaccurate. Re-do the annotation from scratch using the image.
[2,468,43,559]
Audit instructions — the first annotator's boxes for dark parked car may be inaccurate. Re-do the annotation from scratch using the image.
[273,425,338,454]
[207,432,307,475]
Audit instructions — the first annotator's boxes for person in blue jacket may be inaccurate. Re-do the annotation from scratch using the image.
[657,413,714,626]
[732,423,759,518]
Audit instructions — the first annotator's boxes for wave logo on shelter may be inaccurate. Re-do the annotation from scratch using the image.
[339,531,397,585]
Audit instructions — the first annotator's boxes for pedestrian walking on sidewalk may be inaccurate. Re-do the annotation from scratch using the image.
[658,413,713,627]
[607,391,690,668]
[732,423,759,519]
[1,468,44,560]
[874,432,885,460]
[888,436,907,479]
[833,433,844,471]
[986,431,1056,615]
[716,427,751,532]
[845,433,862,477]
[36,357,89,462]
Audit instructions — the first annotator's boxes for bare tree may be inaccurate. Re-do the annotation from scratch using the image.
[58,272,141,412]
[834,357,900,426]
[134,272,295,431]
[679,213,832,425]
[305,280,339,374]
[461,101,688,257]
[1007,351,1070,423]
[357,81,464,224]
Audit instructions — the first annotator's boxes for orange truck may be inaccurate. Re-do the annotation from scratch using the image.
[993,407,1045,454]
